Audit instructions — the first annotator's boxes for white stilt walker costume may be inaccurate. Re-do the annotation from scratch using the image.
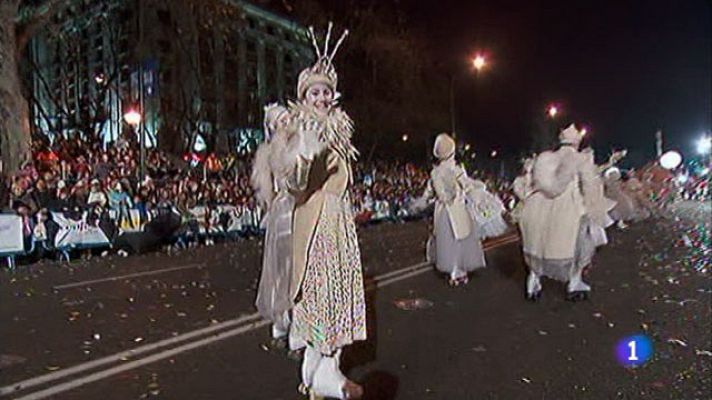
[288,23,365,400]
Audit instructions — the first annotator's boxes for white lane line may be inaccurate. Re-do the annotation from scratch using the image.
[375,266,432,287]
[370,262,430,282]
[53,264,206,290]
[14,320,272,400]
[373,235,520,288]
[0,313,261,396]
[5,235,521,399]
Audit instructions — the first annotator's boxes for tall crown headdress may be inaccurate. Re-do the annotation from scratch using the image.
[297,22,349,100]
[559,123,584,145]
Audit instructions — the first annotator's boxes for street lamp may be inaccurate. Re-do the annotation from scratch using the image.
[464,143,471,151]
[547,105,559,118]
[491,150,498,158]
[124,109,144,179]
[402,134,409,142]
[123,109,141,126]
[452,51,489,138]
[472,54,487,71]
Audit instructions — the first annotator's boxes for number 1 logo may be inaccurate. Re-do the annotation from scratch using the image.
[627,340,638,361]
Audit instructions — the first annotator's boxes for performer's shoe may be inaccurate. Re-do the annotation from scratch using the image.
[526,290,542,302]
[298,383,309,395]
[287,348,304,361]
[341,380,364,399]
[260,337,287,354]
[566,291,589,302]
[308,390,324,400]
[448,276,469,287]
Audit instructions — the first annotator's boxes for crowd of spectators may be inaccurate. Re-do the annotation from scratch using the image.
[0,134,516,263]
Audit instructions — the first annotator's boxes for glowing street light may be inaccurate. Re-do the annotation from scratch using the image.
[697,135,712,155]
[464,143,471,151]
[401,134,409,142]
[94,74,105,84]
[123,109,141,126]
[472,54,487,71]
[580,127,588,136]
[491,150,498,158]
[547,105,559,118]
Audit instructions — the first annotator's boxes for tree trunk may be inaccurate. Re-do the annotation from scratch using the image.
[0,0,31,176]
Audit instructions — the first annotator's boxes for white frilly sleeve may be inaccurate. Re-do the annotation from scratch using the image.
[579,152,616,228]
[410,179,435,213]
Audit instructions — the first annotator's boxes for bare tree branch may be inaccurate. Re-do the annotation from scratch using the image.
[16,0,73,52]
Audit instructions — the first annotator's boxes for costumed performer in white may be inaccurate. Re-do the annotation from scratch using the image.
[412,133,487,286]
[252,103,301,355]
[519,124,615,302]
[511,157,535,224]
[288,23,365,400]
[603,166,637,229]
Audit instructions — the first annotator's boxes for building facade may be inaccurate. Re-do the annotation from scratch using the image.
[25,0,312,153]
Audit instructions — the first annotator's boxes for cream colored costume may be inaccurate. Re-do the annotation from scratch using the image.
[287,24,365,400]
[603,167,638,226]
[519,125,615,300]
[413,134,486,282]
[511,157,535,223]
[253,103,299,340]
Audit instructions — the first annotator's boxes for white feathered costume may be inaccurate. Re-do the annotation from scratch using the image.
[253,103,300,340]
[519,124,615,299]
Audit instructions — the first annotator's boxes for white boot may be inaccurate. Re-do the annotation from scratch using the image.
[272,311,290,339]
[311,350,348,399]
[526,271,542,299]
[566,264,591,301]
[301,345,322,391]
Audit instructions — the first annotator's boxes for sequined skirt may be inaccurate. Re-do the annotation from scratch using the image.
[292,194,367,354]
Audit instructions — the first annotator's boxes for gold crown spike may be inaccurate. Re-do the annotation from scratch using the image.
[306,22,349,65]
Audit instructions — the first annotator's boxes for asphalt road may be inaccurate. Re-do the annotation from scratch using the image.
[1,202,710,399]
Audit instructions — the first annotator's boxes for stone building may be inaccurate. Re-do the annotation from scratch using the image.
[25,0,312,153]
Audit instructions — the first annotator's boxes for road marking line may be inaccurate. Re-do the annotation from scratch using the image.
[0,313,260,396]
[370,262,430,282]
[13,320,272,400]
[4,235,521,399]
[373,235,519,288]
[53,264,206,290]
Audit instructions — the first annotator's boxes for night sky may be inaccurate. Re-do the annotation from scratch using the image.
[399,0,711,165]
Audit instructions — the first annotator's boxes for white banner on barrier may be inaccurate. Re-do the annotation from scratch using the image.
[52,213,110,249]
[0,215,24,254]
[188,205,247,234]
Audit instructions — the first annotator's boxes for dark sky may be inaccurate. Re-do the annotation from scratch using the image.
[398,0,711,164]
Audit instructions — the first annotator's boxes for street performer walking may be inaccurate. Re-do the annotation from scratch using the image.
[519,123,614,302]
[252,102,300,355]
[412,133,487,286]
[288,23,365,399]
